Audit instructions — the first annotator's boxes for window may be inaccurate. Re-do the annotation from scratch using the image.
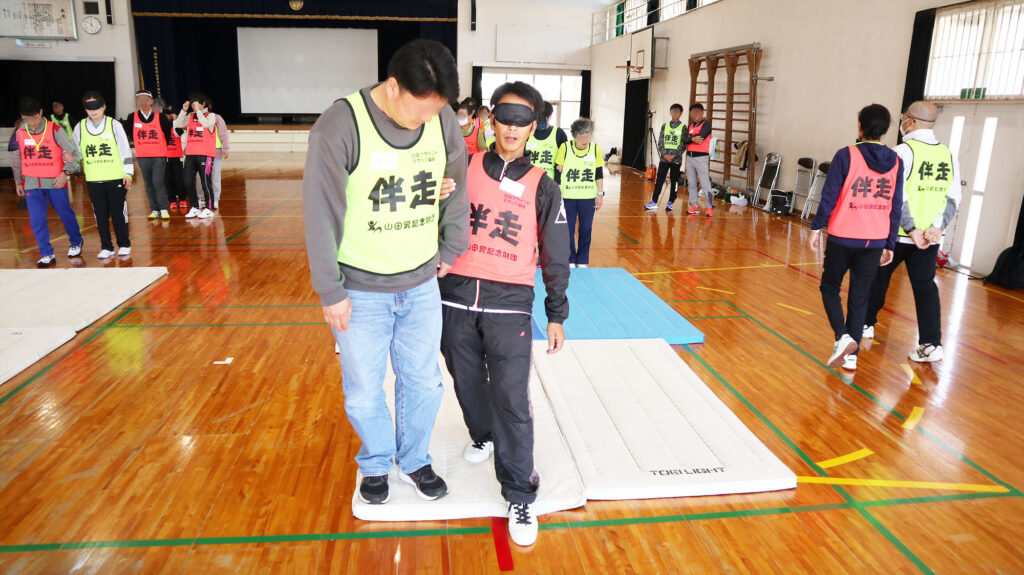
[480,70,584,134]
[592,0,723,45]
[924,0,1024,99]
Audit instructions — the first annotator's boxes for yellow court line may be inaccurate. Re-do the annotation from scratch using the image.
[815,448,874,469]
[902,407,925,429]
[696,286,735,294]
[776,303,814,315]
[797,476,1008,493]
[51,224,97,244]
[901,364,921,385]
[979,283,1024,304]
[634,262,820,276]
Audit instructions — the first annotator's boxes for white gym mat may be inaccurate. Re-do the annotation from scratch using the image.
[351,357,587,521]
[531,339,797,500]
[0,267,168,385]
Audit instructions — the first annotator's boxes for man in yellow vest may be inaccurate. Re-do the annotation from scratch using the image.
[303,39,469,508]
[865,101,961,363]
[646,103,685,211]
[525,101,566,180]
[440,81,569,547]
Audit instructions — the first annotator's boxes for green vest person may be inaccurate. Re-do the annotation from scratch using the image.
[865,100,962,364]
[50,101,73,139]
[526,101,566,180]
[646,103,685,211]
[302,39,470,508]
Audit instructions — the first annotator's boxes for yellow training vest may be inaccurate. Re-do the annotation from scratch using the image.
[79,118,126,182]
[337,92,447,275]
[902,140,954,237]
[526,128,559,179]
[559,142,600,199]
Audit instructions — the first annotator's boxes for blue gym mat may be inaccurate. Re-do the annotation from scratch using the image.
[531,267,705,344]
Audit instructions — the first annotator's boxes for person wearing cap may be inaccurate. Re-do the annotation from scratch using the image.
[302,39,469,508]
[13,96,83,267]
[128,90,174,220]
[74,90,134,259]
[439,81,569,547]
[554,117,604,268]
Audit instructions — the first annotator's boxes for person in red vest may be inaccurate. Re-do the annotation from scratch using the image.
[439,81,569,548]
[12,97,83,267]
[683,103,714,216]
[174,92,218,219]
[128,90,175,220]
[457,100,481,157]
[809,104,904,371]
[154,98,189,212]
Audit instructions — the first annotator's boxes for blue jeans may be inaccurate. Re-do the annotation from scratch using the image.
[564,198,596,265]
[332,279,444,477]
[25,188,82,257]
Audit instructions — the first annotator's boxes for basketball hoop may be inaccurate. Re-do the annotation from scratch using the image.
[615,64,643,75]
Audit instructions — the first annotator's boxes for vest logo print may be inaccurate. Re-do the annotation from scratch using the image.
[370,152,398,170]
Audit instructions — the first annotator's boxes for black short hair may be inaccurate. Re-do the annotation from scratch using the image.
[459,97,476,110]
[670,103,683,112]
[19,97,42,116]
[52,100,64,106]
[858,103,891,140]
[489,82,544,122]
[387,39,459,103]
[689,103,704,111]
[81,91,106,107]
[542,101,554,120]
[188,92,211,108]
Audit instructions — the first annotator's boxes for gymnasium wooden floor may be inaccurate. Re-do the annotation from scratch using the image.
[1,153,1022,574]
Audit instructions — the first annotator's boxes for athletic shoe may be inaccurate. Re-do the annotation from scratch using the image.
[67,243,82,257]
[198,208,214,219]
[841,354,857,371]
[464,440,494,463]
[213,201,219,210]
[118,247,131,256]
[569,263,577,269]
[148,211,159,219]
[507,502,538,547]
[705,208,713,217]
[160,209,170,220]
[398,465,448,501]
[687,205,700,215]
[666,201,674,212]
[644,201,658,211]
[828,334,858,367]
[909,344,944,363]
[169,202,179,212]
[36,255,56,267]
[97,249,115,259]
[185,207,201,218]
[862,325,874,340]
[578,264,588,268]
[358,475,390,505]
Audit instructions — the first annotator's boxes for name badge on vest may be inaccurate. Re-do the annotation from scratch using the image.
[195,126,203,133]
[24,139,35,147]
[584,155,596,163]
[371,152,399,171]
[526,141,538,150]
[134,123,143,128]
[101,133,114,140]
[499,177,525,198]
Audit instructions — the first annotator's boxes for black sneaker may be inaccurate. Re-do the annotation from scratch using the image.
[358,474,390,505]
[399,465,448,501]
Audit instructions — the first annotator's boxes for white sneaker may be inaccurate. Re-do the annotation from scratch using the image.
[464,441,494,463]
[198,208,214,219]
[862,325,874,340]
[97,249,115,259]
[185,207,201,218]
[118,246,131,256]
[160,209,170,220]
[148,211,159,219]
[841,354,857,371]
[828,334,858,367]
[578,264,588,268]
[909,344,943,363]
[213,201,219,210]
[569,263,577,269]
[67,244,82,257]
[507,502,538,547]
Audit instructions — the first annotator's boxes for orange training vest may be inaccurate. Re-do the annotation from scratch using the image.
[450,152,542,286]
[464,123,480,155]
[133,110,168,158]
[686,120,710,154]
[17,119,65,180]
[167,128,184,158]
[186,113,217,157]
[828,145,898,241]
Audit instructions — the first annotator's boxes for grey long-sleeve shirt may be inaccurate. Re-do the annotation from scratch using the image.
[11,119,82,190]
[303,85,470,306]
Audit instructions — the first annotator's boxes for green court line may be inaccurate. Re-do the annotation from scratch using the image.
[0,309,131,407]
[596,218,639,245]
[225,189,301,244]
[2,492,1012,555]
[683,315,747,320]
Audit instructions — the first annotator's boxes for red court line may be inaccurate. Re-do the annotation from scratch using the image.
[491,517,514,571]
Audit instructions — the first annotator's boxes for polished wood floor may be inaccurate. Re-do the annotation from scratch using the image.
[1,153,1022,574]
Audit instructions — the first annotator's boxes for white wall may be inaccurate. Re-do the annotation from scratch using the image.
[456,0,593,99]
[0,0,138,120]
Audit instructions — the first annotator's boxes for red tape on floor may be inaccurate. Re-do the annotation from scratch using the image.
[491,516,514,571]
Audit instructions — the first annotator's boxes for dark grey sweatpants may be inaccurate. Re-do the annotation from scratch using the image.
[137,156,168,212]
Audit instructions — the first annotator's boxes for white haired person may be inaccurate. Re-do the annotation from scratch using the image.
[554,117,604,268]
